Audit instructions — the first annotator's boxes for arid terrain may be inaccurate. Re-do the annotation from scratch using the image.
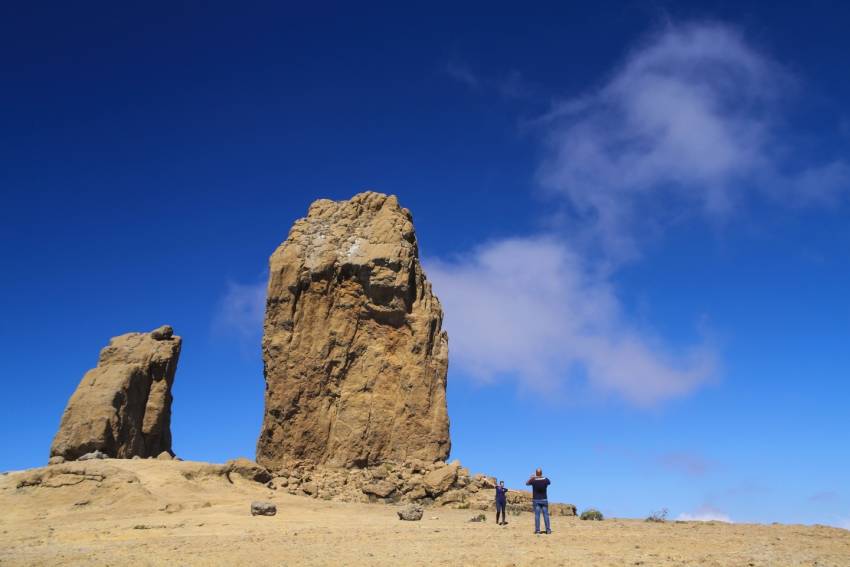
[1,459,848,567]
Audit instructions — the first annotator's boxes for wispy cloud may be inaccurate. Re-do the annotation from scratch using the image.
[594,444,715,477]
[810,491,840,503]
[658,452,713,477]
[444,60,540,101]
[430,21,847,408]
[537,22,849,259]
[677,504,732,522]
[427,237,715,406]
[444,61,481,89]
[212,280,266,350]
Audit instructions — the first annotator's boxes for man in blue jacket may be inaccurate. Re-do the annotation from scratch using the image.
[526,468,551,534]
[495,480,508,525]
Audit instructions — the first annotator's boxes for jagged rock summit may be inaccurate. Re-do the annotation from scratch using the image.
[50,325,181,461]
[257,192,450,469]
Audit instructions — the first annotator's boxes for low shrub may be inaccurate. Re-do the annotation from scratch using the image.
[646,508,668,523]
[580,508,604,521]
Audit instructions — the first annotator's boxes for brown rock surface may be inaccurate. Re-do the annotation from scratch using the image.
[257,192,450,469]
[50,326,181,461]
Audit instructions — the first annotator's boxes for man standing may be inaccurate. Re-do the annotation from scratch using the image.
[526,468,551,534]
[495,480,508,525]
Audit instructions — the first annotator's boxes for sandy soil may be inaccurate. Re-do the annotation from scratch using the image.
[1,459,848,567]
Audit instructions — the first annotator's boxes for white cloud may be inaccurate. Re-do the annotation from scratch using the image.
[212,281,266,346]
[677,505,732,522]
[537,22,849,259]
[427,236,715,407]
[429,21,849,407]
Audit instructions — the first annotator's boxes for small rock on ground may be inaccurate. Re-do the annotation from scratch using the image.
[397,504,424,521]
[251,501,277,516]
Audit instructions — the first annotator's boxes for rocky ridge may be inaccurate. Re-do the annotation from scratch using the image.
[261,459,576,516]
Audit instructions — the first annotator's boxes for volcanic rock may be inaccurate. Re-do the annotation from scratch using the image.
[225,458,273,484]
[423,461,459,496]
[362,480,397,498]
[50,326,182,461]
[257,192,450,469]
[250,501,277,516]
[397,503,424,521]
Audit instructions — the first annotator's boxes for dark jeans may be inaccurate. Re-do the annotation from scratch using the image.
[533,500,551,533]
[496,501,506,523]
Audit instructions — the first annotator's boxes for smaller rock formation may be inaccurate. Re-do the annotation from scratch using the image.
[251,501,277,516]
[50,326,182,461]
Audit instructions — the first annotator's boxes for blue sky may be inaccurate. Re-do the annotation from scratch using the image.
[1,2,848,527]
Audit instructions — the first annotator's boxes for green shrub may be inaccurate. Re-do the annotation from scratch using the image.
[580,508,604,521]
[645,508,668,523]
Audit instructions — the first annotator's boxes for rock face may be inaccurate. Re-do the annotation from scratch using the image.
[257,192,450,469]
[50,326,181,461]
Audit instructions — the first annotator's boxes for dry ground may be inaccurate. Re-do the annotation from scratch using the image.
[1,459,848,567]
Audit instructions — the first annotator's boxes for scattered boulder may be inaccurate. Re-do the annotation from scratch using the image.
[362,480,396,499]
[156,451,173,460]
[423,461,459,496]
[250,501,277,516]
[397,503,424,521]
[406,486,427,500]
[48,456,65,465]
[257,192,450,469]
[50,326,182,461]
[226,458,273,484]
[469,513,487,523]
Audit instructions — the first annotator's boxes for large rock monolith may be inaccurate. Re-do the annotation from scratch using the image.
[50,325,181,461]
[257,192,450,469]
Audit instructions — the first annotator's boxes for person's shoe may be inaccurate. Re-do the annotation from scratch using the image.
[545,530,552,534]
[534,531,541,534]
